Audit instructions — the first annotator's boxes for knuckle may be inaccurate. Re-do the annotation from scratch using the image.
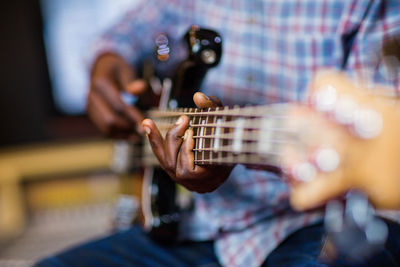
[165,130,178,141]
[166,125,184,141]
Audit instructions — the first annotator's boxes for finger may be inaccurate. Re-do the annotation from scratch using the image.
[208,96,223,107]
[164,116,190,172]
[290,172,349,211]
[93,78,145,130]
[142,119,166,165]
[125,79,148,96]
[117,63,135,89]
[93,78,129,116]
[193,92,222,109]
[178,128,196,171]
[177,128,208,178]
[125,106,145,134]
[87,91,132,137]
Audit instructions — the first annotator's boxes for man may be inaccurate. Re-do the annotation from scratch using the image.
[37,0,400,266]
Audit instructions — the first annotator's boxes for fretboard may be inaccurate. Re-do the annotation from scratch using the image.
[143,104,295,168]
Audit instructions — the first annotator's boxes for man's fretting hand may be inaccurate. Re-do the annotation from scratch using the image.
[142,92,233,193]
[87,53,146,140]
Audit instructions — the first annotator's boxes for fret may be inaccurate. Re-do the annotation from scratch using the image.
[201,119,206,161]
[214,118,222,152]
[194,109,200,163]
[195,155,281,167]
[193,145,281,154]
[188,107,195,127]
[146,103,293,167]
[188,119,292,129]
[205,108,212,163]
[243,105,252,164]
[226,106,238,164]
[210,108,218,163]
[258,118,274,154]
[220,114,228,164]
[213,108,220,153]
[232,117,245,153]
[147,104,289,118]
[198,119,204,151]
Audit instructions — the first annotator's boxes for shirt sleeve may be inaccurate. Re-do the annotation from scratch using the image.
[343,0,400,93]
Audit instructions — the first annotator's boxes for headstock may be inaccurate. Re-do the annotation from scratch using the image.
[283,71,400,211]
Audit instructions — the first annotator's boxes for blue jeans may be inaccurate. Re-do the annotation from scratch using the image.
[35,221,400,267]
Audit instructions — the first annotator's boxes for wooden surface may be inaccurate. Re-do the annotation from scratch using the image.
[0,140,114,241]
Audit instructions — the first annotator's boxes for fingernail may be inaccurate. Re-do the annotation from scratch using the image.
[175,116,185,125]
[202,94,210,100]
[143,125,151,135]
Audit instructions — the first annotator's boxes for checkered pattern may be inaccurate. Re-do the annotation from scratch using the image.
[91,1,400,266]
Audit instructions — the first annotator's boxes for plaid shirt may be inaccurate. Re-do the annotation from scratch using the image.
[91,1,400,266]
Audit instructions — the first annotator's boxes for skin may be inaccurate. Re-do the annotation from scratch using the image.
[142,93,233,193]
[87,53,146,140]
[88,55,400,208]
[88,54,233,193]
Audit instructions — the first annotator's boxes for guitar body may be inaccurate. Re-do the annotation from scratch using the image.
[139,26,223,242]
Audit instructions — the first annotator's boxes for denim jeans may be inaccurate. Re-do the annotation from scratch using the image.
[35,220,400,267]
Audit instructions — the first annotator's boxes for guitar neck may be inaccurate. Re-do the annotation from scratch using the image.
[145,104,294,168]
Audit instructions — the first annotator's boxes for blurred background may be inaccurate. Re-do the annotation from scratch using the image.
[0,0,141,265]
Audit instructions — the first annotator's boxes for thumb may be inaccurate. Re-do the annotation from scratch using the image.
[193,92,223,108]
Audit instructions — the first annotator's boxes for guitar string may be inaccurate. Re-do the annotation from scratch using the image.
[139,156,281,167]
[137,132,290,162]
[140,137,293,164]
[149,113,291,121]
[129,105,297,167]
[142,120,297,164]
[147,105,291,117]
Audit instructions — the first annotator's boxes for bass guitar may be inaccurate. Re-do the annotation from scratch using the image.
[112,25,223,242]
[143,71,400,261]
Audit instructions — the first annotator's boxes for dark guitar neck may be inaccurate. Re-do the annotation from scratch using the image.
[144,104,290,169]
[141,26,223,243]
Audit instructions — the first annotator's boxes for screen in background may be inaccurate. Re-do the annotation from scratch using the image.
[40,0,141,115]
